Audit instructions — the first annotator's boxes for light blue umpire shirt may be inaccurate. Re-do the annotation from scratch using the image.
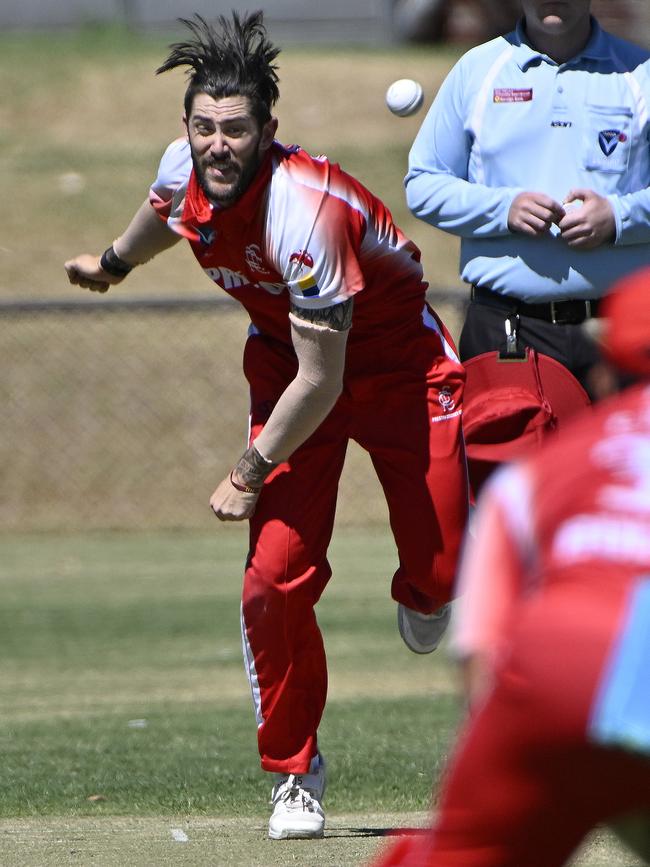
[406,18,650,302]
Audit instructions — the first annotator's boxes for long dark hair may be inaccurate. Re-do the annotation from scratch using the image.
[157,11,280,125]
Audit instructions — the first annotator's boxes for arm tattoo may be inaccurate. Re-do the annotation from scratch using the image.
[290,297,354,331]
[233,444,278,490]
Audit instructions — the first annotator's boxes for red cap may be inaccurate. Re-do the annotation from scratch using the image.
[600,267,650,377]
[463,349,590,496]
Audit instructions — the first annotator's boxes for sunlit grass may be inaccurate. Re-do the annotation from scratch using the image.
[0,529,461,817]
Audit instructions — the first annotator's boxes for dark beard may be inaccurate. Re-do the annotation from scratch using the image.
[191,150,261,207]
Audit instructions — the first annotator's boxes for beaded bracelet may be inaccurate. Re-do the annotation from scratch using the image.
[229,472,261,494]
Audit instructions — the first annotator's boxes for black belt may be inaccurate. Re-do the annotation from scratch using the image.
[470,284,600,325]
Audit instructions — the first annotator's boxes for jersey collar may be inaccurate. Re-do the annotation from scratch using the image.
[513,16,610,70]
[181,145,275,232]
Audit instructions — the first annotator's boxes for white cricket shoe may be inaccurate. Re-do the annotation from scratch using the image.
[397,602,452,654]
[268,754,326,840]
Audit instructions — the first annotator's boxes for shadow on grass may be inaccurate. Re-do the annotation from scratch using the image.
[326,826,429,838]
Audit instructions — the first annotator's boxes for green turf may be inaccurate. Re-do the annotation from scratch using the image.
[0,697,456,818]
[0,530,461,819]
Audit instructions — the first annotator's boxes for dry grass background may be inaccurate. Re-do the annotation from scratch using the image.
[0,33,465,532]
[0,35,464,302]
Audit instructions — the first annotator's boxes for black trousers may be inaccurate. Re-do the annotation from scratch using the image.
[459,300,602,398]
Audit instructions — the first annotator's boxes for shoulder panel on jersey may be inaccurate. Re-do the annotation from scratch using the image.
[150,138,192,204]
[149,138,194,236]
[273,143,371,221]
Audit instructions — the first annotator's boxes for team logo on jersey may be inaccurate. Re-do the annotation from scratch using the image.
[195,225,215,246]
[438,387,456,413]
[493,88,533,103]
[598,129,627,156]
[289,250,314,273]
[245,244,270,274]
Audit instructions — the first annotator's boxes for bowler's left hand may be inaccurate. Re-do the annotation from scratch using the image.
[209,476,260,521]
[558,188,616,249]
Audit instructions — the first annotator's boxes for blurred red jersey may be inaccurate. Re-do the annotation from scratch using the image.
[453,381,650,668]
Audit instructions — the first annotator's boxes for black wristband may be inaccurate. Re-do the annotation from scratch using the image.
[100,245,134,278]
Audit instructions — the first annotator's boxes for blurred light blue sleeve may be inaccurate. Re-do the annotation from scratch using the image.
[405,59,521,239]
[589,578,650,756]
[609,186,650,246]
[609,65,650,247]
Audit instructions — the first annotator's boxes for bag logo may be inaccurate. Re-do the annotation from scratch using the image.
[438,387,456,413]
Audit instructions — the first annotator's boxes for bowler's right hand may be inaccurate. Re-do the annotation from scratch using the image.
[209,474,260,522]
[64,254,125,293]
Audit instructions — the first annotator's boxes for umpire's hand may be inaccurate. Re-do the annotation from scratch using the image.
[558,188,617,249]
[507,191,566,236]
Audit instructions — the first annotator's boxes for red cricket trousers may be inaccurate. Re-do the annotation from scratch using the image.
[239,327,468,774]
[373,584,650,866]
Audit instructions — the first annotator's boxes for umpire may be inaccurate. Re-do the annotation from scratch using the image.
[406,0,650,397]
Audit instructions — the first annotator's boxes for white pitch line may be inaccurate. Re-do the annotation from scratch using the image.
[171,828,189,843]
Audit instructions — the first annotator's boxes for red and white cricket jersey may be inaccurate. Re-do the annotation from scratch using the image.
[453,383,650,667]
[150,138,456,362]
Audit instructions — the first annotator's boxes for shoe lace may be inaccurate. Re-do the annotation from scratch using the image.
[272,774,319,812]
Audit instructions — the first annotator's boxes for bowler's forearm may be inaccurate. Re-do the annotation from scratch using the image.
[252,312,347,464]
[113,199,181,266]
[253,374,342,465]
[229,376,341,491]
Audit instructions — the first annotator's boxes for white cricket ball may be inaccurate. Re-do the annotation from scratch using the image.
[385,78,424,117]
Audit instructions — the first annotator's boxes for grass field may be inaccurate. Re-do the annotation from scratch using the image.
[1,528,644,865]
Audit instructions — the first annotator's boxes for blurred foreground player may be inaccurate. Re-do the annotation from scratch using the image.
[64,11,469,840]
[373,267,650,866]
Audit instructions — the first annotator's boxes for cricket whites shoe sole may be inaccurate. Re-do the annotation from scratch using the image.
[398,602,452,654]
[268,754,326,840]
